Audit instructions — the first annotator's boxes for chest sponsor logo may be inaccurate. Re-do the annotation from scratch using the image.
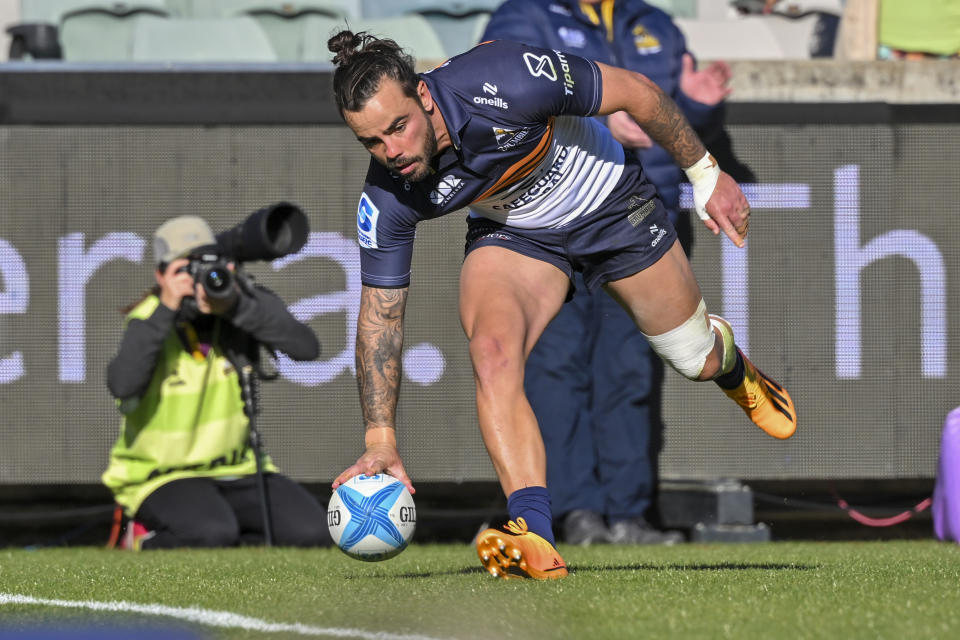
[357,192,379,248]
[557,26,586,48]
[429,174,464,206]
[523,52,558,81]
[492,126,531,150]
[492,147,569,210]
[633,25,662,55]
[554,50,576,95]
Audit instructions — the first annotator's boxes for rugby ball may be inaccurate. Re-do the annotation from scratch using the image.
[327,473,416,561]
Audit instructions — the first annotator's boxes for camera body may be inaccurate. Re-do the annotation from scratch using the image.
[181,251,235,301]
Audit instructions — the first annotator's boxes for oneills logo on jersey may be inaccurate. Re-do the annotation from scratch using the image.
[474,82,509,109]
[649,223,667,246]
[523,52,558,81]
[492,126,530,150]
[429,174,464,206]
[633,25,662,55]
[357,192,380,248]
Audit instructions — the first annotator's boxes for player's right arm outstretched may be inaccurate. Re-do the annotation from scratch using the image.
[594,62,750,248]
[333,284,416,494]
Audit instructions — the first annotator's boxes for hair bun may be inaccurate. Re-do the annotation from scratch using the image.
[328,30,363,66]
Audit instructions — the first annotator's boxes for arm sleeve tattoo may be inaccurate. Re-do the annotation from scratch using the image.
[355,285,408,433]
[638,87,707,168]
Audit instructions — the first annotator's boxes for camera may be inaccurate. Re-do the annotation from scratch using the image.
[182,252,235,301]
[182,202,310,303]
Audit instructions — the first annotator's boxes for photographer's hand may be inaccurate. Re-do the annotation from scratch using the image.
[156,259,195,311]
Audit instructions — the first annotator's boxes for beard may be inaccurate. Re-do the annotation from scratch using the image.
[386,107,438,183]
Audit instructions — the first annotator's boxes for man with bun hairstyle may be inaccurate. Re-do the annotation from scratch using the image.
[328,31,796,580]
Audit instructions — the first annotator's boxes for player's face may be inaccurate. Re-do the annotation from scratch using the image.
[345,78,438,182]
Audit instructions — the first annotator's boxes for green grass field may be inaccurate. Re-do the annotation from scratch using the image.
[1,541,958,639]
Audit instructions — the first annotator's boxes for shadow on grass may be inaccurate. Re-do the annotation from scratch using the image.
[350,562,816,579]
[571,562,818,572]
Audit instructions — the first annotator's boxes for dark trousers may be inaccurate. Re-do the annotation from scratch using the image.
[135,473,332,549]
[525,214,692,524]
[525,272,664,523]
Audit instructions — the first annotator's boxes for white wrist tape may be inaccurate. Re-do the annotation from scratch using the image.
[684,151,720,221]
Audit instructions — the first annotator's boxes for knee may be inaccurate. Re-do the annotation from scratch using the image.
[645,301,733,382]
[469,333,524,390]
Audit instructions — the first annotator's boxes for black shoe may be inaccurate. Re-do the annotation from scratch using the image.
[608,518,684,545]
[561,509,611,546]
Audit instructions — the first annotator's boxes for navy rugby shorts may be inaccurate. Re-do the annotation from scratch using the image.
[464,191,677,293]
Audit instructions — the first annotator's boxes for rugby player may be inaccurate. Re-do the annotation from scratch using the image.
[328,32,796,580]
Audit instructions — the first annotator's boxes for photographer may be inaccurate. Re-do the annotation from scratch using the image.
[102,215,331,550]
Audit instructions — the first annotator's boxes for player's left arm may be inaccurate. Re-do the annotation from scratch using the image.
[333,284,415,494]
[594,62,749,247]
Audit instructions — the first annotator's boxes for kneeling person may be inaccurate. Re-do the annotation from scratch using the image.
[103,215,331,550]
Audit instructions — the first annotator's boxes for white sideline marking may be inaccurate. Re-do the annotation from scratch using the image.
[0,593,444,640]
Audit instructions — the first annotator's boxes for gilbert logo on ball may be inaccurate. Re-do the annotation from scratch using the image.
[327,473,416,561]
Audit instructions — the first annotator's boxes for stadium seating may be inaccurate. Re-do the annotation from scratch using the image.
[20,0,168,24]
[18,2,170,61]
[7,0,847,62]
[300,14,447,63]
[359,0,502,19]
[60,11,163,61]
[419,10,489,57]
[676,12,828,59]
[354,1,498,58]
[646,0,699,19]
[183,0,355,19]
[253,13,339,61]
[130,16,278,61]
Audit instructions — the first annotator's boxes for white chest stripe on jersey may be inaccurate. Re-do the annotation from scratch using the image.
[469,116,624,229]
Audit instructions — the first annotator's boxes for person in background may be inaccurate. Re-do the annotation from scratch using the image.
[877,0,960,59]
[481,0,738,545]
[834,0,959,60]
[103,215,331,550]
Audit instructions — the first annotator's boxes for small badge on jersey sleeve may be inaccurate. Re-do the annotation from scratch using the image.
[357,192,380,248]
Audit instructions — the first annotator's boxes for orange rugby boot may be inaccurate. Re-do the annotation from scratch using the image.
[475,517,568,580]
[721,349,797,439]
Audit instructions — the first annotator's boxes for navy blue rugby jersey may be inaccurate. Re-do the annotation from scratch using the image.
[356,39,658,288]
